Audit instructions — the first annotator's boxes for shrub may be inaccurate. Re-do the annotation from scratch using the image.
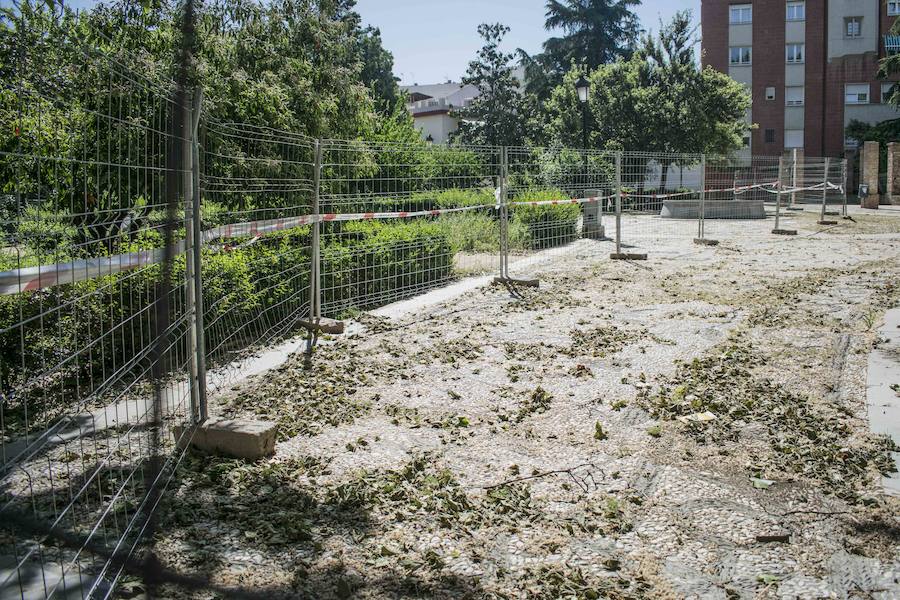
[511,188,581,250]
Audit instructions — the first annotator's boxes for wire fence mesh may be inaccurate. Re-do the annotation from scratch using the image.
[0,4,856,599]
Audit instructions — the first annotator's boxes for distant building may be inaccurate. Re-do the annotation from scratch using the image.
[701,0,900,157]
[401,81,479,144]
[401,67,525,144]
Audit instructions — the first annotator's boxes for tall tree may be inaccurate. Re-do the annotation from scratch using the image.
[451,23,528,147]
[544,11,750,179]
[520,0,641,100]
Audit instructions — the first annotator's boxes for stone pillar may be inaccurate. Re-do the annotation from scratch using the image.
[861,141,881,209]
[888,142,900,205]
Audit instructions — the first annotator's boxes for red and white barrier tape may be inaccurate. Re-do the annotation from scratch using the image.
[0,180,845,295]
[0,203,494,295]
[508,195,614,207]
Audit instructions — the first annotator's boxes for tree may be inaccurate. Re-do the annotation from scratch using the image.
[356,25,400,111]
[520,0,642,100]
[451,23,528,147]
[544,11,750,187]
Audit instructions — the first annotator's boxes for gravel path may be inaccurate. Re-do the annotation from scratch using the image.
[154,215,900,599]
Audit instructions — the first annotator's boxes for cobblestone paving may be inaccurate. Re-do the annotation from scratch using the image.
[154,217,900,599]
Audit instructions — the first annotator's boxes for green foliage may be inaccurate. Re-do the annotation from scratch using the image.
[519,0,642,102]
[545,11,749,161]
[452,23,528,147]
[845,118,900,177]
[512,188,581,249]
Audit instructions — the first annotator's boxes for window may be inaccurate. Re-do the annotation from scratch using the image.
[786,1,805,21]
[785,130,804,149]
[882,83,897,104]
[729,46,752,65]
[742,136,751,148]
[786,44,805,63]
[730,4,752,24]
[845,83,870,104]
[766,87,776,101]
[764,129,776,144]
[890,1,900,17]
[786,86,805,106]
[845,17,862,39]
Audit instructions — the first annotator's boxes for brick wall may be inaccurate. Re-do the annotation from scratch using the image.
[751,0,786,154]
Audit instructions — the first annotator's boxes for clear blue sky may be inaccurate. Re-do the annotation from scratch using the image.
[356,0,701,85]
[61,0,701,85]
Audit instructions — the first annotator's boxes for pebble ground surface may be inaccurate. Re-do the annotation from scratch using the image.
[153,211,900,599]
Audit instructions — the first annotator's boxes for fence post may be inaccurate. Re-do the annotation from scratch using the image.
[842,158,850,219]
[500,146,508,279]
[494,146,538,286]
[791,148,798,208]
[818,158,837,225]
[183,91,201,424]
[615,151,622,255]
[773,155,797,235]
[190,88,207,421]
[692,154,719,246]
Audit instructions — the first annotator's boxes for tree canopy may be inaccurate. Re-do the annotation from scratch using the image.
[520,0,642,100]
[451,23,528,147]
[543,11,750,157]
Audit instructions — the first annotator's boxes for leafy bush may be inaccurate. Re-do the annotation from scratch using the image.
[511,188,581,250]
[322,220,453,315]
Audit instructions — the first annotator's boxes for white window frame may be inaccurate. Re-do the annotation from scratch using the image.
[729,4,752,25]
[729,46,752,66]
[786,44,805,64]
[889,1,900,17]
[785,86,805,107]
[786,1,805,22]
[845,17,862,39]
[784,130,804,149]
[845,83,870,105]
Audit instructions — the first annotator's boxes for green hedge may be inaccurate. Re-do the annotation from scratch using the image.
[512,189,581,250]
[322,219,453,315]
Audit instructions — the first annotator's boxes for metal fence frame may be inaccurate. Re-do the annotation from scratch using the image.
[0,7,853,599]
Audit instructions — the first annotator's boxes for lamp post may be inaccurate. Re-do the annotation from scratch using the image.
[575,75,590,188]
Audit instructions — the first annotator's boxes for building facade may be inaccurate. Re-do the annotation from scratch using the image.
[401,82,479,144]
[702,0,900,157]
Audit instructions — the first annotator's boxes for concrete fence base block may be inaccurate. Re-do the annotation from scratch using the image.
[174,418,277,460]
[298,318,345,335]
[660,198,765,219]
[786,206,805,211]
[824,210,840,216]
[693,238,720,246]
[842,215,854,220]
[610,253,648,261]
[772,228,798,236]
[493,276,540,288]
[817,220,838,226]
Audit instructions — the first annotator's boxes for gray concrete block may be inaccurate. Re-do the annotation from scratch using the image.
[175,418,277,460]
[660,198,765,219]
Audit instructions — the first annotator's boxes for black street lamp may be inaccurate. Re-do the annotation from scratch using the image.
[574,75,590,151]
[574,75,590,188]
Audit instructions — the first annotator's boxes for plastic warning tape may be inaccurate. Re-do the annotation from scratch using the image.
[508,194,614,207]
[0,203,494,295]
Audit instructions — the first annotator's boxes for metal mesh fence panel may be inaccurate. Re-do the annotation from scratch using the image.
[617,152,704,252]
[0,8,862,596]
[0,5,194,598]
[504,146,614,280]
[317,139,501,318]
[199,121,314,380]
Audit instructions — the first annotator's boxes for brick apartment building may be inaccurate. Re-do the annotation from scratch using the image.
[702,0,900,158]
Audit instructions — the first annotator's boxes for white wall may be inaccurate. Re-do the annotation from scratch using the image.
[413,113,459,144]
